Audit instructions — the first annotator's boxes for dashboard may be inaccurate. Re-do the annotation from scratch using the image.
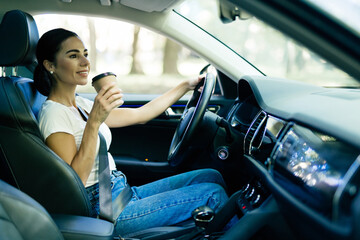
[225,75,360,239]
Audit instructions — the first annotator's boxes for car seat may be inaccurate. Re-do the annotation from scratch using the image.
[0,179,116,240]
[0,179,65,240]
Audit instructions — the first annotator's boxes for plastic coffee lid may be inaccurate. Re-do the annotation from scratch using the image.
[92,72,117,83]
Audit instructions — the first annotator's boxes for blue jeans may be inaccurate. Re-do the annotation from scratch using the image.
[86,168,230,236]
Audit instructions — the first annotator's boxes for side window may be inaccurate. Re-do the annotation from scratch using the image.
[34,14,208,94]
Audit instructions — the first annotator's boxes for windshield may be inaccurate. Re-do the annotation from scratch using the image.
[176,0,360,88]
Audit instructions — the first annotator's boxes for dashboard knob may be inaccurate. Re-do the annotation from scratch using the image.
[217,147,229,160]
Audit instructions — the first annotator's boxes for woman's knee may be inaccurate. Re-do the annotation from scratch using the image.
[197,168,226,188]
[199,182,229,211]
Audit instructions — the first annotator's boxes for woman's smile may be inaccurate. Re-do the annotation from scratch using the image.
[77,70,89,78]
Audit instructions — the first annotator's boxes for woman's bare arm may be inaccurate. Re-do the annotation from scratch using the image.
[105,76,203,128]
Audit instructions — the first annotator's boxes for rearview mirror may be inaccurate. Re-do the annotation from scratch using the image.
[219,0,252,23]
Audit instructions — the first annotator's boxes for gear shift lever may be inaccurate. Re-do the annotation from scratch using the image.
[191,206,215,229]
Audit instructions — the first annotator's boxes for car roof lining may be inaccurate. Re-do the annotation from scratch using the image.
[58,0,182,12]
[0,0,261,83]
[117,0,181,12]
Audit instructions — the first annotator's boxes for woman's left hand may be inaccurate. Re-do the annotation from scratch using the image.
[188,74,206,92]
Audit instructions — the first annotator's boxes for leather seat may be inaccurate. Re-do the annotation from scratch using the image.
[0,179,64,240]
[0,10,196,239]
[0,179,115,240]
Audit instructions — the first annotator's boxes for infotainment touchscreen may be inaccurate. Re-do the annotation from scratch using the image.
[270,124,359,215]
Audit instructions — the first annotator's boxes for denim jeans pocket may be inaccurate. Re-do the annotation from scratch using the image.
[86,183,100,217]
[111,171,128,188]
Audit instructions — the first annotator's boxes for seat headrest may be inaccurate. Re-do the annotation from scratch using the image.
[0,10,39,67]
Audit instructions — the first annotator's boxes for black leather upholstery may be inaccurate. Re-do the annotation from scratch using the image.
[0,10,38,67]
[0,10,93,217]
[0,180,64,240]
[0,179,115,240]
[52,215,115,240]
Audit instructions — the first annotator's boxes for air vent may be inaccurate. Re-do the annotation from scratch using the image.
[244,111,267,155]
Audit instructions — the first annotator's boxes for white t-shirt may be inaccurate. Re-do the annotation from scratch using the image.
[38,96,116,188]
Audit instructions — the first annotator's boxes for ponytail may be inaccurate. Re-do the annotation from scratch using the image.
[34,63,52,96]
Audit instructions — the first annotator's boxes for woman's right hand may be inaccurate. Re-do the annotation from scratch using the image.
[90,82,124,125]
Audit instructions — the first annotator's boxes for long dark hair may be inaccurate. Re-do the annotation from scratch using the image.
[34,28,78,96]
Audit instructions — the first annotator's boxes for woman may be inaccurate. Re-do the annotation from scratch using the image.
[34,28,231,235]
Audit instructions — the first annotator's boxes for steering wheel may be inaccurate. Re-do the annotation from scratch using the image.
[168,72,216,167]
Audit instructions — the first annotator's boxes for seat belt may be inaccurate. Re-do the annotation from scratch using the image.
[98,132,114,222]
[78,105,132,222]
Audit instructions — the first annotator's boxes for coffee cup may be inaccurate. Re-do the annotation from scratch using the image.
[92,72,117,92]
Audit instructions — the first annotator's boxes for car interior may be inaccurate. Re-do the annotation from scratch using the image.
[0,0,359,240]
